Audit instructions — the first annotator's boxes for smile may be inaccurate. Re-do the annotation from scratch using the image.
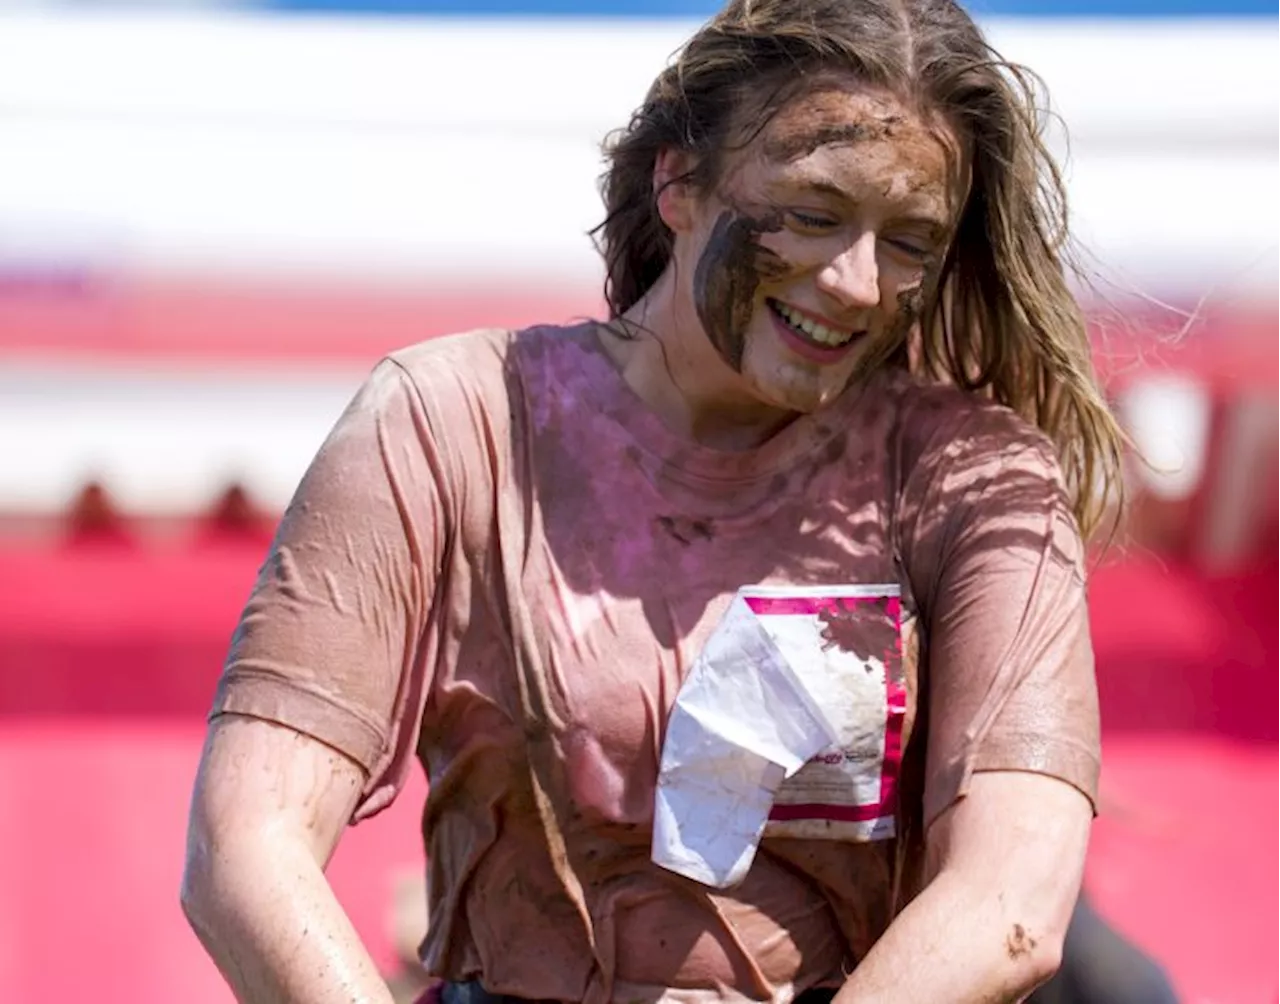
[766,299,863,362]
[767,299,858,347]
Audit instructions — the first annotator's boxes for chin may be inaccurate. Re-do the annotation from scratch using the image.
[741,357,851,416]
[740,326,859,415]
[744,374,837,416]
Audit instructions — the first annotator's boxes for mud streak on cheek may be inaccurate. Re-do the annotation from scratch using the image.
[692,209,785,372]
[892,285,925,340]
[887,258,943,346]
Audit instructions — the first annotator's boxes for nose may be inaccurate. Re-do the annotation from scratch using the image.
[815,231,880,312]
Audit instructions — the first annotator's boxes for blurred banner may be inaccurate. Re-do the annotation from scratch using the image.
[0,5,1275,518]
[0,3,1275,1004]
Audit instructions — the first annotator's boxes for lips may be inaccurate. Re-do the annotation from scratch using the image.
[767,299,858,347]
[765,299,865,363]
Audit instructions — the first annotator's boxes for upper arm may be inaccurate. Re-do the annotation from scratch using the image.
[903,411,1101,826]
[210,358,450,824]
[187,715,367,869]
[923,770,1092,940]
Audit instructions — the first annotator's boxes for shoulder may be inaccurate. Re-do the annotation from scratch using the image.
[880,371,1082,587]
[383,327,517,404]
[875,369,1063,491]
[384,322,596,414]
[368,323,593,521]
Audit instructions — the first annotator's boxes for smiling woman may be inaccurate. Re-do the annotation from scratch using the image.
[603,78,966,424]
[593,5,1124,531]
[181,3,1128,1004]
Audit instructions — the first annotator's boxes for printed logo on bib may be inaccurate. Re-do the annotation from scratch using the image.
[744,586,905,842]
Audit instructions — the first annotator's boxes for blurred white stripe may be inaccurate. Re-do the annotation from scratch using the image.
[0,362,364,514]
[0,13,1274,515]
[0,15,1273,144]
[0,13,1275,294]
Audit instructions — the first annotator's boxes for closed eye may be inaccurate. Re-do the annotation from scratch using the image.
[787,210,839,232]
[884,237,933,261]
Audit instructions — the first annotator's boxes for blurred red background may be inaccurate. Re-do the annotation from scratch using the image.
[0,282,1274,1004]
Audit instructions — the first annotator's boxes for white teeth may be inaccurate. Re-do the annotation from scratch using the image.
[773,301,854,346]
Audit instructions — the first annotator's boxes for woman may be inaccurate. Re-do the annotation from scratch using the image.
[180,2,1127,1002]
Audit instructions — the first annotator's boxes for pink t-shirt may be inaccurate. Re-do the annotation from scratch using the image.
[213,322,1099,1003]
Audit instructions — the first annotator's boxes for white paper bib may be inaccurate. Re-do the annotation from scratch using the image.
[652,585,905,888]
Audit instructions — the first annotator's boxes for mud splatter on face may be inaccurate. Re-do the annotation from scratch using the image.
[885,257,944,350]
[761,84,903,163]
[692,208,788,372]
[764,119,898,163]
[890,284,926,340]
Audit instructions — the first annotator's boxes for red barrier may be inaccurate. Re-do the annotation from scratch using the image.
[0,520,1276,1003]
[0,720,428,1004]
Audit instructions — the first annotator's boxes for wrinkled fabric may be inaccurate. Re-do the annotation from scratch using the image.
[212,322,1099,1003]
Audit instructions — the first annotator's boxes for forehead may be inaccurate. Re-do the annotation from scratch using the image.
[732,80,967,213]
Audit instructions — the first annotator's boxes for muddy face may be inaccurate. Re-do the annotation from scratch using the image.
[888,277,929,345]
[692,208,787,372]
[762,108,902,164]
[678,77,968,415]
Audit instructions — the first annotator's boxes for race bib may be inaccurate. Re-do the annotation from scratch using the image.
[752,585,905,842]
[652,584,906,888]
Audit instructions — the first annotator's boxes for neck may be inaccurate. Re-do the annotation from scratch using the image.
[602,277,796,451]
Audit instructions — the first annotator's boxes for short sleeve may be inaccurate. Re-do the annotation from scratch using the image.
[211,358,448,820]
[901,409,1101,826]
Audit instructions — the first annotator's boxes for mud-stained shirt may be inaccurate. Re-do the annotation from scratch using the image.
[212,322,1100,1004]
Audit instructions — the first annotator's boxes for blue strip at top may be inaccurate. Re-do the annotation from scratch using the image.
[258,0,1278,15]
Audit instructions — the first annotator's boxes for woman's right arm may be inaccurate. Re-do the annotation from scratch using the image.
[180,357,451,1002]
[181,715,397,1004]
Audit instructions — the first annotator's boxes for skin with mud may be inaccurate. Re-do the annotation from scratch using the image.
[611,76,966,441]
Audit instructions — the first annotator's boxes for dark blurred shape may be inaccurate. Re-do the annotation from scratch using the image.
[192,481,277,547]
[1029,896,1180,1004]
[0,479,276,717]
[65,480,133,548]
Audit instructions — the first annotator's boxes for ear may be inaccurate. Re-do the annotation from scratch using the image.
[654,147,698,233]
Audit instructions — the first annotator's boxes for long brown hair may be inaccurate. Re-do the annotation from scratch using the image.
[592,0,1126,540]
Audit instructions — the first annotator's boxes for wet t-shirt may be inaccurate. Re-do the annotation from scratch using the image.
[212,323,1099,1004]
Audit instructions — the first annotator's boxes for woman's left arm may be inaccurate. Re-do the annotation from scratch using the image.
[833,770,1090,1003]
[837,414,1102,1002]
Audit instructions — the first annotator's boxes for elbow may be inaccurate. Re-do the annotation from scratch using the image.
[1003,914,1068,998]
[180,812,243,944]
[179,815,321,943]
[179,834,218,939]
[1015,922,1065,991]
[180,829,256,964]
